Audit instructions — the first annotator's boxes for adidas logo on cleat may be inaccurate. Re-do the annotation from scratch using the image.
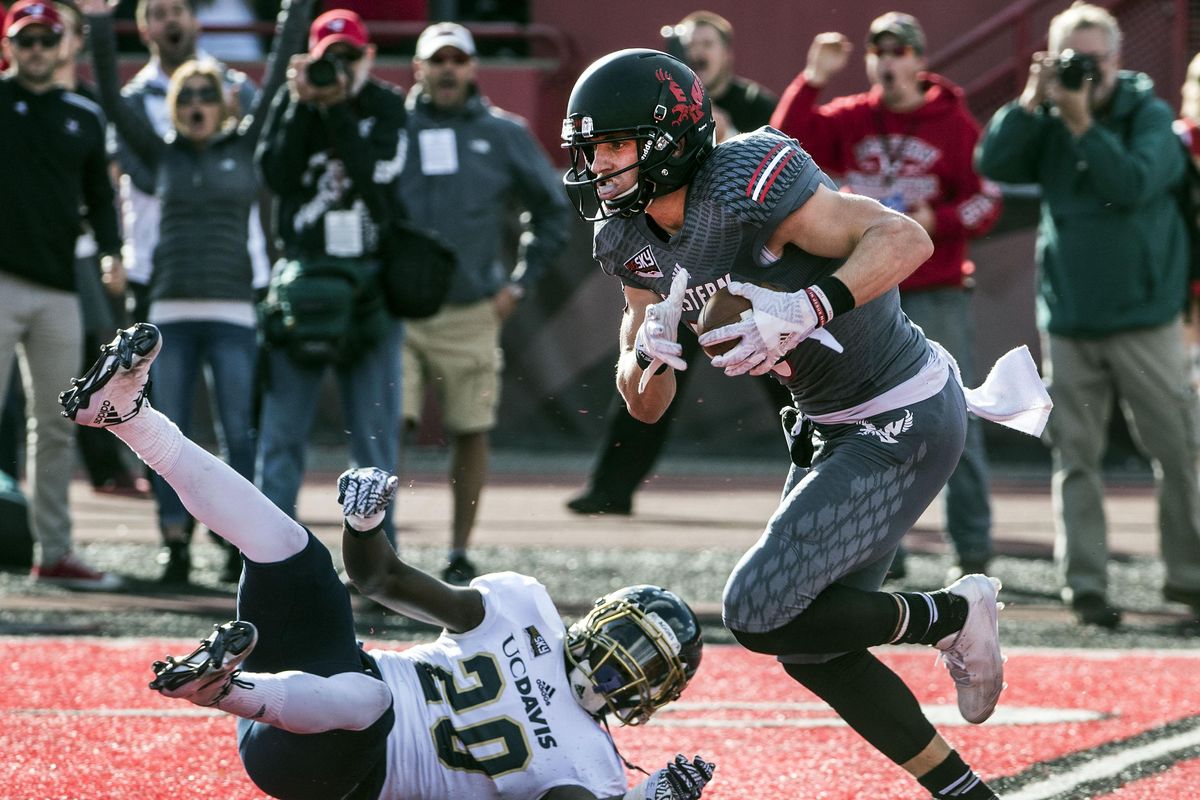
[92,400,121,426]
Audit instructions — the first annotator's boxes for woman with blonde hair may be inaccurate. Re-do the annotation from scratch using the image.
[80,0,312,584]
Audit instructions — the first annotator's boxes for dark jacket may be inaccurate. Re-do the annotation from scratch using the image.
[397,90,571,304]
[256,77,407,261]
[976,71,1187,337]
[0,77,119,291]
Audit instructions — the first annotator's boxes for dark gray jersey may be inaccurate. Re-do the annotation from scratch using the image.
[593,127,929,415]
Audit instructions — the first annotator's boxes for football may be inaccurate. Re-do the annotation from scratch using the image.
[696,286,753,358]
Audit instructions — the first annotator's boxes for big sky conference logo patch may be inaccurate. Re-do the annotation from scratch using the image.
[624,245,663,279]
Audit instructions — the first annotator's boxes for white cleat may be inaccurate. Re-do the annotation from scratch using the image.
[59,323,161,427]
[935,574,1004,724]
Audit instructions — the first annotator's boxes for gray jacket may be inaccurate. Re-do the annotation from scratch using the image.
[396,90,571,305]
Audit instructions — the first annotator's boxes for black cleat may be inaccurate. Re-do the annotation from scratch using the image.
[60,323,161,427]
[150,620,257,706]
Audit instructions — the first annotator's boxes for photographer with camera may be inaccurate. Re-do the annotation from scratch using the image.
[254,8,406,542]
[977,1,1200,628]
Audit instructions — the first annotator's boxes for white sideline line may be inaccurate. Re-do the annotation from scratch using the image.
[10,708,220,717]
[653,703,1102,728]
[1004,725,1200,800]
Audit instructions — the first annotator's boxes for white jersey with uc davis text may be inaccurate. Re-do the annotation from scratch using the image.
[372,572,627,799]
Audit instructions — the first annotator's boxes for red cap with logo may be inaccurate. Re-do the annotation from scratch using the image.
[4,0,63,37]
[308,8,368,58]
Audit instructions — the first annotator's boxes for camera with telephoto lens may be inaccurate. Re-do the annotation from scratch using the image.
[305,54,349,88]
[1056,49,1099,90]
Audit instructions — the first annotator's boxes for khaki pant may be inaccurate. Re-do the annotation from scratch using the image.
[402,299,502,435]
[0,272,82,567]
[1045,319,1200,599]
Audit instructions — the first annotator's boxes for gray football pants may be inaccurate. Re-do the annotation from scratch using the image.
[722,379,967,663]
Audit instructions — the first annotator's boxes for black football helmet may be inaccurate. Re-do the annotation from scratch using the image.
[565,584,703,726]
[562,48,716,221]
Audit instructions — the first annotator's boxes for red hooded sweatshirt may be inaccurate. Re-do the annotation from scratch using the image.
[771,72,1001,291]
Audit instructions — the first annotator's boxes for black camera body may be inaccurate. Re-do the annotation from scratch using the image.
[305,54,349,88]
[1057,49,1099,91]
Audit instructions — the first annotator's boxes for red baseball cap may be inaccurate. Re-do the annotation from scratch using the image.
[5,0,63,38]
[308,8,368,58]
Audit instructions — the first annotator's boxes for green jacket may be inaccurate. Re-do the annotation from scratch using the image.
[975,71,1186,337]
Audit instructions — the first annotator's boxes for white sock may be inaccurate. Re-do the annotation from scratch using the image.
[110,406,308,563]
[218,670,392,734]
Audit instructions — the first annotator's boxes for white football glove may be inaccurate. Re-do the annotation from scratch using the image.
[337,467,398,532]
[634,268,691,393]
[626,754,716,800]
[697,281,828,376]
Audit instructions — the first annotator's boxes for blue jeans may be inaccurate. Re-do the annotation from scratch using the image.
[897,287,993,566]
[149,320,258,527]
[256,322,402,541]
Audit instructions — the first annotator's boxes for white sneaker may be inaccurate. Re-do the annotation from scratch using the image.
[59,323,161,427]
[935,574,1004,724]
[150,620,258,707]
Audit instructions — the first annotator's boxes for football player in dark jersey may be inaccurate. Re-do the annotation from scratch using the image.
[563,48,1051,800]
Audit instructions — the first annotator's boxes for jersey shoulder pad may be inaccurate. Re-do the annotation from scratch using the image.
[693,127,823,227]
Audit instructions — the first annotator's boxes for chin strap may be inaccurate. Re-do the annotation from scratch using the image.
[601,714,651,778]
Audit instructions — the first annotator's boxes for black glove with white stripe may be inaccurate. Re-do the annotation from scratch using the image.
[627,754,716,800]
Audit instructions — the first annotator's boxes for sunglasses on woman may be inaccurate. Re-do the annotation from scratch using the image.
[177,86,223,105]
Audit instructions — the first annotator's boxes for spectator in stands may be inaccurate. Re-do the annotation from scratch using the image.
[254,8,405,544]
[977,1,1200,627]
[117,0,270,326]
[82,0,310,584]
[567,10,790,518]
[400,22,571,584]
[671,10,777,141]
[771,12,1002,583]
[0,0,123,590]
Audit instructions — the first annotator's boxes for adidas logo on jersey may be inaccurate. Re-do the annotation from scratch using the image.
[536,678,556,706]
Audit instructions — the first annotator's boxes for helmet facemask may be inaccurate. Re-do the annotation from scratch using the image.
[562,124,686,221]
[564,592,697,725]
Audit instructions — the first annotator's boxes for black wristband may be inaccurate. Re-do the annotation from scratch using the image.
[814,275,856,317]
[634,348,668,375]
[343,519,384,539]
